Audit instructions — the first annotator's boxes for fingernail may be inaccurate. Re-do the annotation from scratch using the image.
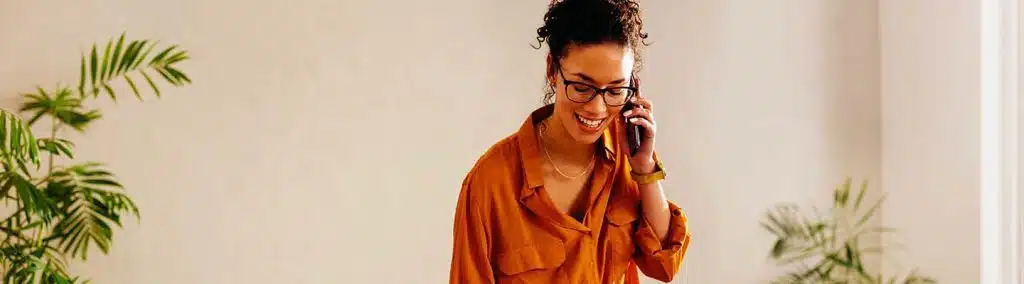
[629,118,638,123]
[623,110,632,116]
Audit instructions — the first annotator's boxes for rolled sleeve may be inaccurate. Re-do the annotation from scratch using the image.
[631,201,691,282]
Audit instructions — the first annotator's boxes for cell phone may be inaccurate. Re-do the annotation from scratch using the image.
[623,101,644,157]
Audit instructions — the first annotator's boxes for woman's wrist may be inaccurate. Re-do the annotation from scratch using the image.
[631,159,665,185]
[631,158,657,175]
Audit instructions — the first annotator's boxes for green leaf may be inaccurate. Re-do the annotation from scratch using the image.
[78,54,86,98]
[855,194,886,227]
[13,175,56,222]
[116,41,138,75]
[150,45,177,64]
[102,83,116,101]
[99,37,113,81]
[164,66,191,85]
[139,69,161,97]
[124,75,142,100]
[853,180,868,211]
[132,40,155,70]
[166,52,190,65]
[155,68,176,86]
[89,46,98,89]
[107,33,125,80]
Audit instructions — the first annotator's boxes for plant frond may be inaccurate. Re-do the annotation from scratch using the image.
[0,32,186,283]
[37,138,74,159]
[47,163,138,261]
[19,86,101,132]
[764,178,935,283]
[0,110,41,170]
[79,32,192,101]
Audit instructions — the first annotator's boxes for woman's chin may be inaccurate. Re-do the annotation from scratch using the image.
[567,128,605,145]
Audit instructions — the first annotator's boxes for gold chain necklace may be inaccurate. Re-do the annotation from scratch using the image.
[537,121,595,179]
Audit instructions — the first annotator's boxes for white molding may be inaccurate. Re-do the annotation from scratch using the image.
[1003,0,1019,280]
[1001,0,1021,282]
[1009,0,1022,280]
[983,0,1021,283]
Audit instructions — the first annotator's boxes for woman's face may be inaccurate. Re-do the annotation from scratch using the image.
[549,43,635,145]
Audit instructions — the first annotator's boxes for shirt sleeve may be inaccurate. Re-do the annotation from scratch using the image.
[448,178,495,284]
[631,200,692,282]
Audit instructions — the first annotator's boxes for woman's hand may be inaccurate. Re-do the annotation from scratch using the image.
[622,94,658,174]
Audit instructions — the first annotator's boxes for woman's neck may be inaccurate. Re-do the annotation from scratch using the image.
[539,117,597,165]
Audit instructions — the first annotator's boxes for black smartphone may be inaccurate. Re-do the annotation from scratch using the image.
[623,101,644,157]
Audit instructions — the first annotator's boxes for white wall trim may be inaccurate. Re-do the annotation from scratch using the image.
[1002,0,1021,281]
[1007,0,1023,280]
[982,0,1021,282]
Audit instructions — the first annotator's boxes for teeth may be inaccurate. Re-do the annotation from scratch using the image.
[575,114,603,128]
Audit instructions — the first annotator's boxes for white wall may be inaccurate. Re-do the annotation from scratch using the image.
[879,0,982,282]
[1,0,881,283]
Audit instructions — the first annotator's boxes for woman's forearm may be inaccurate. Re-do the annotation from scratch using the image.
[639,180,671,241]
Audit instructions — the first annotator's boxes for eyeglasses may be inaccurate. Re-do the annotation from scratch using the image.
[556,64,637,107]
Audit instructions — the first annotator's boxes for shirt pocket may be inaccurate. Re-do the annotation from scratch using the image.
[495,240,566,283]
[604,200,639,263]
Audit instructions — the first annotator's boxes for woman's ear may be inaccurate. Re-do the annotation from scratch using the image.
[545,54,556,81]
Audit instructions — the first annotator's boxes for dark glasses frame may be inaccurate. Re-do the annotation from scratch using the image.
[554,62,638,107]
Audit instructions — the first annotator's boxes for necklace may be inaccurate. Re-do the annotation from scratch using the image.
[537,121,596,179]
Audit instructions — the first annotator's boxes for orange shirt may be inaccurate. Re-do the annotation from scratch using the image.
[449,105,691,284]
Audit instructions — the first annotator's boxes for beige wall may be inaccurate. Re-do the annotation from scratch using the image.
[642,1,881,282]
[879,0,982,282]
[5,0,991,283]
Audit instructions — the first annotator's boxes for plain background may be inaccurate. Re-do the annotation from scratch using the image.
[0,0,983,283]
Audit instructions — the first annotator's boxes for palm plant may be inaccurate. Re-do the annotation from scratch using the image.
[0,33,191,283]
[760,178,936,284]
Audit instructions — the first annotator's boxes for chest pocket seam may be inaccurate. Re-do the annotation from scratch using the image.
[606,206,639,226]
[606,196,640,226]
[604,197,640,260]
[495,240,567,276]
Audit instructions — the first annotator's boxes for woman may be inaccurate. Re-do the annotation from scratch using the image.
[449,0,690,283]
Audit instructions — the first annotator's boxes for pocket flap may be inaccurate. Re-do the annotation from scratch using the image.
[606,200,640,226]
[496,241,566,275]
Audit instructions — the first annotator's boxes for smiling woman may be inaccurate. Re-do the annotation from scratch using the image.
[447,0,691,283]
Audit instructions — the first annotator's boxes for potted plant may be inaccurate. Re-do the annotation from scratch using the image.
[0,33,191,283]
[760,178,936,284]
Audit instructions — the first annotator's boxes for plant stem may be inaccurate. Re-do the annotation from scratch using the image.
[29,118,59,248]
[47,117,56,177]
[26,117,59,284]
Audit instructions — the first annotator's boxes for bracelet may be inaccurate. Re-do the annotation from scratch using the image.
[631,159,666,185]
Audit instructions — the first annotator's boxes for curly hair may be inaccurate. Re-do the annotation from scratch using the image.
[534,0,650,104]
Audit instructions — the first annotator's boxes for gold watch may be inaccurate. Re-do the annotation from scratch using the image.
[631,159,666,185]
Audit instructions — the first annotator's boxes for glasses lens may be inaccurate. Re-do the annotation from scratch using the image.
[566,83,596,103]
[603,88,635,106]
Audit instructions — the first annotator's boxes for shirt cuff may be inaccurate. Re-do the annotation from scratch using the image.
[634,201,690,256]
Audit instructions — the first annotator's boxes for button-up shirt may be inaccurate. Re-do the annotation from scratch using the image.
[449,105,691,284]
